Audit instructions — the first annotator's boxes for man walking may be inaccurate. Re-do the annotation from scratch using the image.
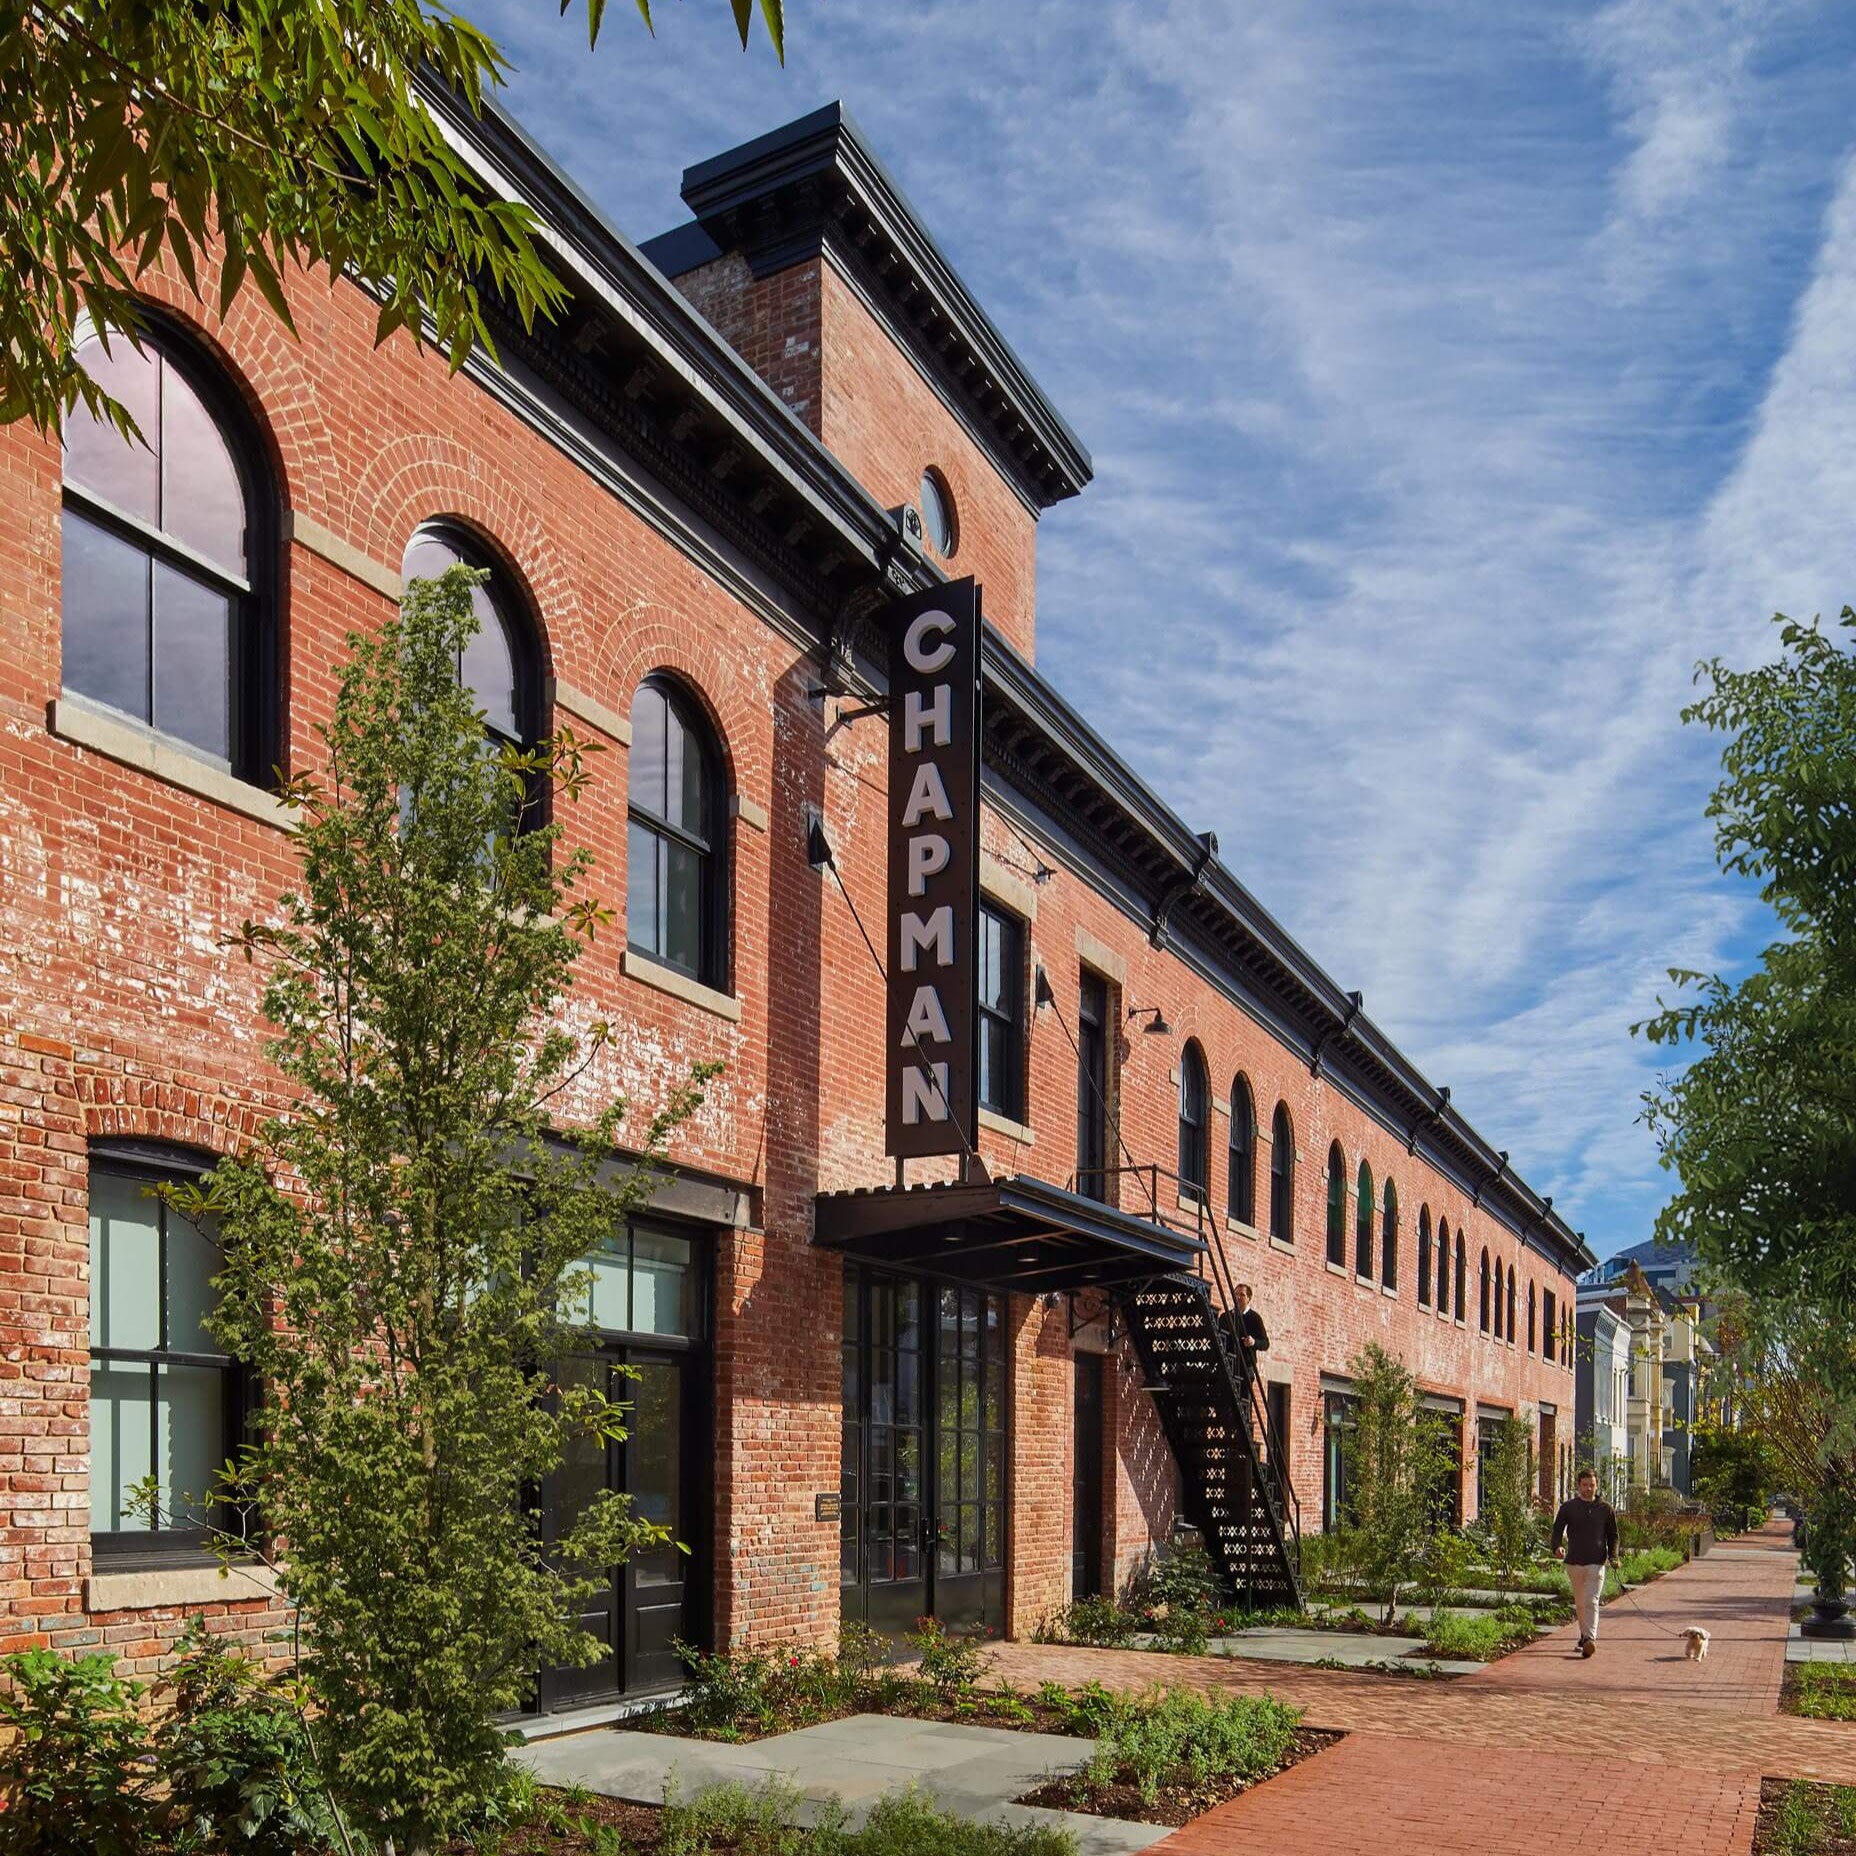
[1551,1466,1620,1658]
[1223,1282,1270,1382]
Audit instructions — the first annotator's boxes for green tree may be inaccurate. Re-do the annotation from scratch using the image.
[1690,1424,1775,1534]
[1337,1343,1456,1623]
[1638,611,1856,1319]
[173,569,714,1854]
[1478,1412,1536,1585]
[1,0,784,437]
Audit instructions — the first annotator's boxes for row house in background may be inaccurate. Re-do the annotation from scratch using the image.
[0,92,1590,1713]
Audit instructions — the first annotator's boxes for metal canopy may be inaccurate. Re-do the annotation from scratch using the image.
[813,1173,1203,1293]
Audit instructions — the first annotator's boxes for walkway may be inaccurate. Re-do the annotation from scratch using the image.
[991,1520,1843,1855]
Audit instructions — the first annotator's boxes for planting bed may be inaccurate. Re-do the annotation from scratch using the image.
[1754,1777,1856,1855]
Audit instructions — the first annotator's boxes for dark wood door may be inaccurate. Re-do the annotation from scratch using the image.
[1072,1352,1104,1600]
[538,1347,694,1708]
[931,1286,1006,1631]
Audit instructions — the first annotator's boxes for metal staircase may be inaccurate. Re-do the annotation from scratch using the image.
[1123,1273,1302,1608]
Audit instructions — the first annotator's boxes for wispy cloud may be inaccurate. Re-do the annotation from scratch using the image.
[466,0,1856,1255]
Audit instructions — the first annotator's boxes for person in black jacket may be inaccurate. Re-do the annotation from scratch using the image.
[1550,1467,1620,1657]
[1222,1282,1269,1382]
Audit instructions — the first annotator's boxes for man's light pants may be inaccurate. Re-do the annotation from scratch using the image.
[1567,1561,1605,1642]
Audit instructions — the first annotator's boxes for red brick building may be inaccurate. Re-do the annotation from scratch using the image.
[0,97,1589,1706]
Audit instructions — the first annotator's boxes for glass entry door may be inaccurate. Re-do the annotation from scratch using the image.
[841,1267,1006,1637]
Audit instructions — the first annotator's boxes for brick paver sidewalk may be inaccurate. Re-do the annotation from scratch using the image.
[992,1519,1844,1854]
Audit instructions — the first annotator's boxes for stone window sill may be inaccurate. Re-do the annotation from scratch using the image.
[1225,1217,1259,1242]
[622,949,742,1022]
[978,1107,1034,1144]
[1382,1284,1399,1299]
[51,696,290,830]
[86,1561,280,1613]
[1324,1260,1348,1278]
[1268,1235,1296,1256]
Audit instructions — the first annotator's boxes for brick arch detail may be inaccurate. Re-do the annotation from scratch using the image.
[125,263,330,514]
[596,621,763,797]
[76,1077,277,1163]
[346,439,588,684]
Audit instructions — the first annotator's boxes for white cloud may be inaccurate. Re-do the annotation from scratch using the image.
[467,0,1856,1254]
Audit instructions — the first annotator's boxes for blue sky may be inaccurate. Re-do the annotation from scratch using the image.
[467,0,1856,1262]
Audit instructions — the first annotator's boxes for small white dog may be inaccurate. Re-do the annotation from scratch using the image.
[1682,1627,1711,1660]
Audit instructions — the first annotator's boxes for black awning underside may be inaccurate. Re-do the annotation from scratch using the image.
[813,1173,1204,1293]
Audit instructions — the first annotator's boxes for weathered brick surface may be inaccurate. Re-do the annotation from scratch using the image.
[0,144,1579,1673]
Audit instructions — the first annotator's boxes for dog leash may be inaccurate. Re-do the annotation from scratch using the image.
[1611,1584,1693,1640]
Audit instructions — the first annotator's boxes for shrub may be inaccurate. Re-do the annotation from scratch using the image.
[854,1788,1076,1855]
[0,1650,156,1856]
[157,1619,343,1856]
[673,1639,861,1737]
[1618,1546,1684,1586]
[1479,1415,1537,1585]
[1082,1687,1301,1805]
[1413,1528,1478,1607]
[1032,1595,1141,1649]
[1422,1609,1534,1661]
[905,1617,992,1695]
[1037,1679,1123,1738]
[1129,1537,1221,1654]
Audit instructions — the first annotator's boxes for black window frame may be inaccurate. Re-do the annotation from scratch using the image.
[1325,1144,1347,1267]
[1479,1248,1491,1333]
[1493,1257,1504,1339]
[1417,1206,1432,1307]
[1269,1104,1295,1244]
[1354,1160,1374,1280]
[1455,1233,1467,1321]
[1227,1075,1255,1226]
[60,314,279,785]
[1176,1041,1210,1204]
[976,901,1026,1122]
[86,1141,249,1569]
[627,673,730,992]
[1322,1389,1356,1531]
[1076,969,1110,1203]
[1381,1180,1399,1292]
[1527,1281,1537,1353]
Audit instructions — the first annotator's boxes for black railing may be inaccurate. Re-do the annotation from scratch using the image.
[1067,1158,1302,1583]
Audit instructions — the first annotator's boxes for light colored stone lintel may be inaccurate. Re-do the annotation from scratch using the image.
[731,793,769,833]
[283,510,401,601]
[978,1106,1035,1145]
[550,680,634,746]
[622,949,742,1022]
[86,1561,280,1613]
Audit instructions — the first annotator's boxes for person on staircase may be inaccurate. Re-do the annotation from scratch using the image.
[1223,1281,1270,1385]
[1550,1467,1620,1657]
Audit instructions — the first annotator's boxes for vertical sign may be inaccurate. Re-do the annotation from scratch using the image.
[885,577,982,1159]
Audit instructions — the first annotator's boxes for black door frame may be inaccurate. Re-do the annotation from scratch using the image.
[839,1263,1009,1637]
[1072,1350,1105,1600]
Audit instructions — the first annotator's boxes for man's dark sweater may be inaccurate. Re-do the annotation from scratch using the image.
[1550,1495,1619,1565]
[1220,1306,1269,1376]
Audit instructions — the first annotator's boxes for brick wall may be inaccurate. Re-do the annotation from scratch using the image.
[0,169,1578,1678]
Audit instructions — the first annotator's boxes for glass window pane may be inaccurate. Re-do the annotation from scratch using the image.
[89,1363,154,1532]
[90,1169,160,1352]
[895,1428,922,1504]
[166,1210,220,1355]
[156,1362,222,1527]
[628,820,663,958]
[630,685,667,818]
[673,709,708,840]
[65,336,161,521]
[662,838,704,977]
[461,608,518,739]
[62,508,150,723]
[585,1235,630,1332]
[402,532,460,585]
[627,1360,681,1585]
[160,366,246,573]
[631,1227,692,1337]
[983,1502,1002,1568]
[152,563,230,763]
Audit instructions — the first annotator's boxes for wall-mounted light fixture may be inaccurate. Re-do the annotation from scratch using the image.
[1126,1004,1172,1036]
[1034,966,1056,1009]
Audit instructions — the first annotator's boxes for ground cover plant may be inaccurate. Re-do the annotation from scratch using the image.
[1016,1688,1326,1828]
[1784,1664,1856,1723]
[1755,1778,1856,1856]
[1421,1607,1540,1662]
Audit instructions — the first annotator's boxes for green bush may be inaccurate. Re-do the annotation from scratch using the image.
[0,1650,156,1856]
[1129,1538,1221,1654]
[1032,1596,1141,1649]
[1618,1547,1684,1586]
[656,1777,1077,1855]
[1034,1678,1123,1738]
[673,1639,860,1738]
[1789,1665,1856,1723]
[157,1619,341,1856]
[1421,1609,1534,1661]
[1082,1687,1301,1806]
[905,1617,992,1695]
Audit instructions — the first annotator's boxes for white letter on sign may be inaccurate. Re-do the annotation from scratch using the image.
[907,833,951,896]
[904,610,956,673]
[899,906,954,970]
[904,984,952,1045]
[902,1061,952,1124]
[903,684,951,752]
[901,760,953,827]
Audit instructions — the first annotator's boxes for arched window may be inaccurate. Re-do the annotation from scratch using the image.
[1527,1282,1537,1353]
[1227,1076,1255,1226]
[1354,1160,1375,1279]
[1269,1104,1295,1243]
[62,321,273,776]
[1177,1042,1210,1203]
[1325,1144,1347,1266]
[1454,1231,1466,1321]
[1479,1249,1491,1332]
[401,527,540,755]
[1438,1219,1451,1317]
[1493,1258,1504,1339]
[1381,1181,1399,1292]
[1508,1268,1518,1343]
[1417,1207,1433,1306]
[628,675,727,988]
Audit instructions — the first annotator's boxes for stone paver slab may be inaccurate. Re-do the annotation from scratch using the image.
[1210,1626,1481,1675]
